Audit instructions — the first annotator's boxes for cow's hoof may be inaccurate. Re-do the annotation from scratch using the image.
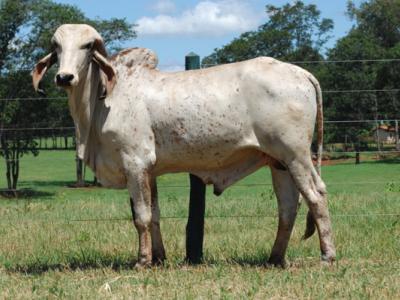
[321,254,336,266]
[135,257,152,269]
[267,256,287,268]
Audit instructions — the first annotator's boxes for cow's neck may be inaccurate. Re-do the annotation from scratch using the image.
[67,63,103,166]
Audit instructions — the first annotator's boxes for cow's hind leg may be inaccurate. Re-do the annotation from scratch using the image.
[128,172,153,268]
[286,157,336,263]
[268,166,300,268]
[150,178,166,264]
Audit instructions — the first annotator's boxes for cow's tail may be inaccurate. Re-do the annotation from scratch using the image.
[302,73,323,240]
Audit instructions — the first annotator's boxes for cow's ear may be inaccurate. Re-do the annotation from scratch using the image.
[32,52,57,95]
[93,50,117,97]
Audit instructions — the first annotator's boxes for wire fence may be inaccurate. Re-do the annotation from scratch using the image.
[0,212,399,225]
[201,58,400,67]
[0,119,398,129]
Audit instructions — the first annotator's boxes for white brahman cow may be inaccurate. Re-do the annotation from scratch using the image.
[32,24,335,268]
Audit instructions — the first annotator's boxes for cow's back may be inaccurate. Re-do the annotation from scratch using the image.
[136,57,318,174]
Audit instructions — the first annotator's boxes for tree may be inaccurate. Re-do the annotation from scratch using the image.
[0,0,33,191]
[0,0,136,191]
[347,0,400,48]
[319,0,400,162]
[0,0,29,71]
[320,30,385,162]
[202,1,333,66]
[347,0,400,121]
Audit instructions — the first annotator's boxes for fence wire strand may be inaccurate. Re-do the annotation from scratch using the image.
[0,212,398,225]
[1,89,400,102]
[0,119,398,131]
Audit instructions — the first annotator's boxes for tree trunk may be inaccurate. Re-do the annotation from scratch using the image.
[12,156,19,190]
[355,143,360,165]
[6,159,12,190]
[396,120,399,151]
[1,136,12,190]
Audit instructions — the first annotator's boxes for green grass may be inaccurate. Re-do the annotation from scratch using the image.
[0,151,399,299]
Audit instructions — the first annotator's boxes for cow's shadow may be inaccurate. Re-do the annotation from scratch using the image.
[0,188,55,199]
[5,253,279,275]
[5,254,137,275]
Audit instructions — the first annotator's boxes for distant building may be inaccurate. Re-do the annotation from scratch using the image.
[373,125,397,144]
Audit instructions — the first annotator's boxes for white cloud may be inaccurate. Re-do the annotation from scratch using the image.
[137,0,262,37]
[151,0,176,14]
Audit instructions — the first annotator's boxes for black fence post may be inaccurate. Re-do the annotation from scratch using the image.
[185,52,206,264]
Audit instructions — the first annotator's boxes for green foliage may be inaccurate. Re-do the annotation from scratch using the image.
[347,0,400,48]
[91,18,137,53]
[0,0,29,70]
[319,1,400,145]
[320,30,385,144]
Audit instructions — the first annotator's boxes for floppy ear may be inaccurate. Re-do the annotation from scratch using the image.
[93,38,108,57]
[92,50,117,97]
[32,52,57,95]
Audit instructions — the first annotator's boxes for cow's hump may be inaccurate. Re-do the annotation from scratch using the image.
[110,48,158,70]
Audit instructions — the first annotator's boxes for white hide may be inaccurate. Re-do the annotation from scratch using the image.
[89,49,320,194]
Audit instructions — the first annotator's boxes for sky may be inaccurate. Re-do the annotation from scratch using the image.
[54,0,364,71]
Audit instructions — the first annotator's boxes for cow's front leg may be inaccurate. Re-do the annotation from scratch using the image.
[150,178,166,264]
[127,171,153,268]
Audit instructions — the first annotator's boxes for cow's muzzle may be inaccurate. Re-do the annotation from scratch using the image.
[56,73,75,87]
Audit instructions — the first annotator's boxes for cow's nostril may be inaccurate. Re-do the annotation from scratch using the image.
[56,73,75,85]
[65,74,74,82]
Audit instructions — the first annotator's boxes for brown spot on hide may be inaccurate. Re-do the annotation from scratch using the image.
[126,59,134,68]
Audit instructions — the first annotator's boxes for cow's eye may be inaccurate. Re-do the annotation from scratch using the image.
[82,42,93,50]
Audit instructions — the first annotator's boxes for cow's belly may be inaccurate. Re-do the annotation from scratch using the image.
[153,125,259,168]
[153,139,275,193]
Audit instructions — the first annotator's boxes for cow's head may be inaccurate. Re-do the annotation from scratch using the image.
[32,24,116,96]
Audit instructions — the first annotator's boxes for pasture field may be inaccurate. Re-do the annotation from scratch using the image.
[0,151,399,299]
